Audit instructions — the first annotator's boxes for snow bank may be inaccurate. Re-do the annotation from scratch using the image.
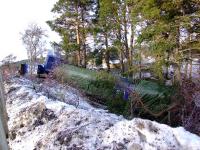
[5,77,200,150]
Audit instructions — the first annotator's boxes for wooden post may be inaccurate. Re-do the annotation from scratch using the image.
[0,118,8,150]
[0,69,9,150]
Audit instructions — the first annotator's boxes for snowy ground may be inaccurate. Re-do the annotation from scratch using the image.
[5,77,200,150]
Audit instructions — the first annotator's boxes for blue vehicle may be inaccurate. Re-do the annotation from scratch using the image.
[20,63,28,75]
[37,50,61,77]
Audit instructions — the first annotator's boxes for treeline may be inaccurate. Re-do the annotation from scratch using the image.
[47,0,200,84]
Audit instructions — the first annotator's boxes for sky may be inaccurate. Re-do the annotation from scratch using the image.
[0,0,60,61]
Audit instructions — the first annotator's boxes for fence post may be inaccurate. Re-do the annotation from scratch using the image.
[0,69,9,150]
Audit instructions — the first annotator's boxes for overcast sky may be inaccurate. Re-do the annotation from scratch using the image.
[0,0,60,61]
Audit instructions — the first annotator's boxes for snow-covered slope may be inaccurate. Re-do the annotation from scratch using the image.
[5,77,200,150]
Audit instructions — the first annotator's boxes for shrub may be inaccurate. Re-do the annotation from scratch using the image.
[106,92,128,115]
[88,71,116,101]
[53,67,66,83]
[93,71,115,90]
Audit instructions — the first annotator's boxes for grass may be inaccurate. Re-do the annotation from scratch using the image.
[136,80,174,99]
[62,64,96,80]
[56,65,116,103]
[55,64,176,120]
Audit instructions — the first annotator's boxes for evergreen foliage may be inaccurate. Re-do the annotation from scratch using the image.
[48,0,200,129]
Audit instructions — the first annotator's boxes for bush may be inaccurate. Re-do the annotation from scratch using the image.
[53,65,128,116]
[106,92,129,115]
[87,71,116,101]
[93,71,115,90]
[53,67,66,83]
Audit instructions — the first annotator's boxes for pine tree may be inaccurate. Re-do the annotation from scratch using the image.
[47,0,96,67]
[129,0,200,83]
[93,0,118,71]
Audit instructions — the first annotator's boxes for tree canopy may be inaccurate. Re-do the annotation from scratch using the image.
[48,0,199,80]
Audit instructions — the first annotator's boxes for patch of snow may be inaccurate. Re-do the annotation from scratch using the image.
[5,77,200,150]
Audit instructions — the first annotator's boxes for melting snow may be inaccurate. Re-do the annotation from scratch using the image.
[5,77,200,150]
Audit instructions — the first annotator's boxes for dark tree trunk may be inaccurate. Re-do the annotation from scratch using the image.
[104,32,110,72]
[118,25,125,73]
[129,23,134,76]
[81,7,87,68]
[139,51,142,79]
[175,26,182,85]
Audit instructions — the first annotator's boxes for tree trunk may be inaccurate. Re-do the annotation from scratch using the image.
[139,51,142,79]
[81,8,87,68]
[188,33,192,79]
[129,23,134,75]
[127,4,134,76]
[176,64,182,84]
[82,40,87,68]
[28,49,33,75]
[123,5,129,70]
[117,19,125,73]
[104,32,110,72]
[29,60,33,75]
[75,4,81,66]
[165,51,170,79]
[189,50,192,79]
[184,59,188,78]
[120,50,125,73]
[175,26,182,85]
[122,2,130,72]
[175,6,186,85]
